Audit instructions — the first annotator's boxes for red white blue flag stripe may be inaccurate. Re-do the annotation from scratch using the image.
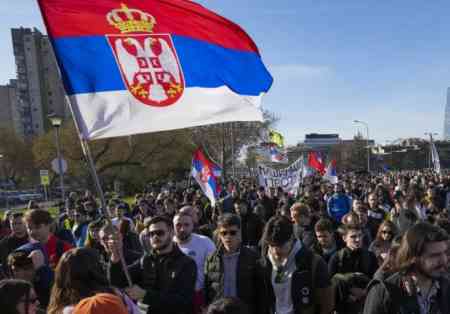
[37,0,273,140]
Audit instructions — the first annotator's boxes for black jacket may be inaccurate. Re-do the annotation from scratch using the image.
[0,234,28,268]
[109,244,196,314]
[364,272,450,314]
[239,213,264,247]
[260,246,331,314]
[328,247,378,278]
[204,246,265,314]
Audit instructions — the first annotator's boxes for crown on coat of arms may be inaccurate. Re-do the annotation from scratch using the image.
[107,3,156,33]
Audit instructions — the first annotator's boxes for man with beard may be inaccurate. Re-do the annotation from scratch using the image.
[364,222,450,314]
[173,212,216,314]
[109,215,196,314]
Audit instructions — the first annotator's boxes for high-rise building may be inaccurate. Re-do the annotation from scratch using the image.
[0,83,16,131]
[0,80,27,139]
[444,87,450,141]
[11,27,69,140]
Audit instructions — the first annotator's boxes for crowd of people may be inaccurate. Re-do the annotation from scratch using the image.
[0,170,449,314]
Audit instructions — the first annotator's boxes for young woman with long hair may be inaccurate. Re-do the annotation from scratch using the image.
[47,247,138,314]
[369,220,398,265]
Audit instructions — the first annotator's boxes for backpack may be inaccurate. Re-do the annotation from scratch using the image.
[56,239,65,261]
[292,247,322,314]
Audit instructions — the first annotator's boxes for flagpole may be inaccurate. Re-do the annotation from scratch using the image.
[231,122,235,179]
[64,97,133,287]
[425,132,438,170]
[79,139,107,212]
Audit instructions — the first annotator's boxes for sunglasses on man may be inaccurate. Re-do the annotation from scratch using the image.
[148,229,166,238]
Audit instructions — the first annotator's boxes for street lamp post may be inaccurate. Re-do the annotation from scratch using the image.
[424,132,438,169]
[353,120,370,173]
[48,113,65,202]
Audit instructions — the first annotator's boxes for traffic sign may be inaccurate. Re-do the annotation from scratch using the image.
[40,169,50,186]
[51,158,68,174]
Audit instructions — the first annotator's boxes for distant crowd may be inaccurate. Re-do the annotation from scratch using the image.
[0,170,449,314]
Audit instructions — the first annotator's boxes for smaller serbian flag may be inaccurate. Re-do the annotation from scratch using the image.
[191,149,222,206]
[323,160,338,184]
[269,144,288,164]
[308,152,325,175]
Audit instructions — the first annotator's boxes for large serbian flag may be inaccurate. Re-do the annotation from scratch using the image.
[37,0,273,140]
[191,149,222,206]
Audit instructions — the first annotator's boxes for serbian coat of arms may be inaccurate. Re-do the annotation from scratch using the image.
[106,4,184,107]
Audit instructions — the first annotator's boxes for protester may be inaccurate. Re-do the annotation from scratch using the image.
[71,207,89,248]
[368,220,398,265]
[351,202,373,248]
[0,278,40,314]
[99,223,141,266]
[233,197,264,249]
[118,219,142,254]
[111,203,135,231]
[256,187,275,222]
[47,247,138,314]
[260,215,334,314]
[327,183,352,225]
[329,223,378,314]
[364,222,449,314]
[7,250,53,309]
[366,193,387,239]
[290,202,317,248]
[173,212,216,314]
[312,218,343,262]
[0,212,29,268]
[109,215,196,314]
[19,209,72,269]
[204,214,264,314]
[372,240,401,281]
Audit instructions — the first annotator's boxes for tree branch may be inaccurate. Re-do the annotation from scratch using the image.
[97,161,142,174]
